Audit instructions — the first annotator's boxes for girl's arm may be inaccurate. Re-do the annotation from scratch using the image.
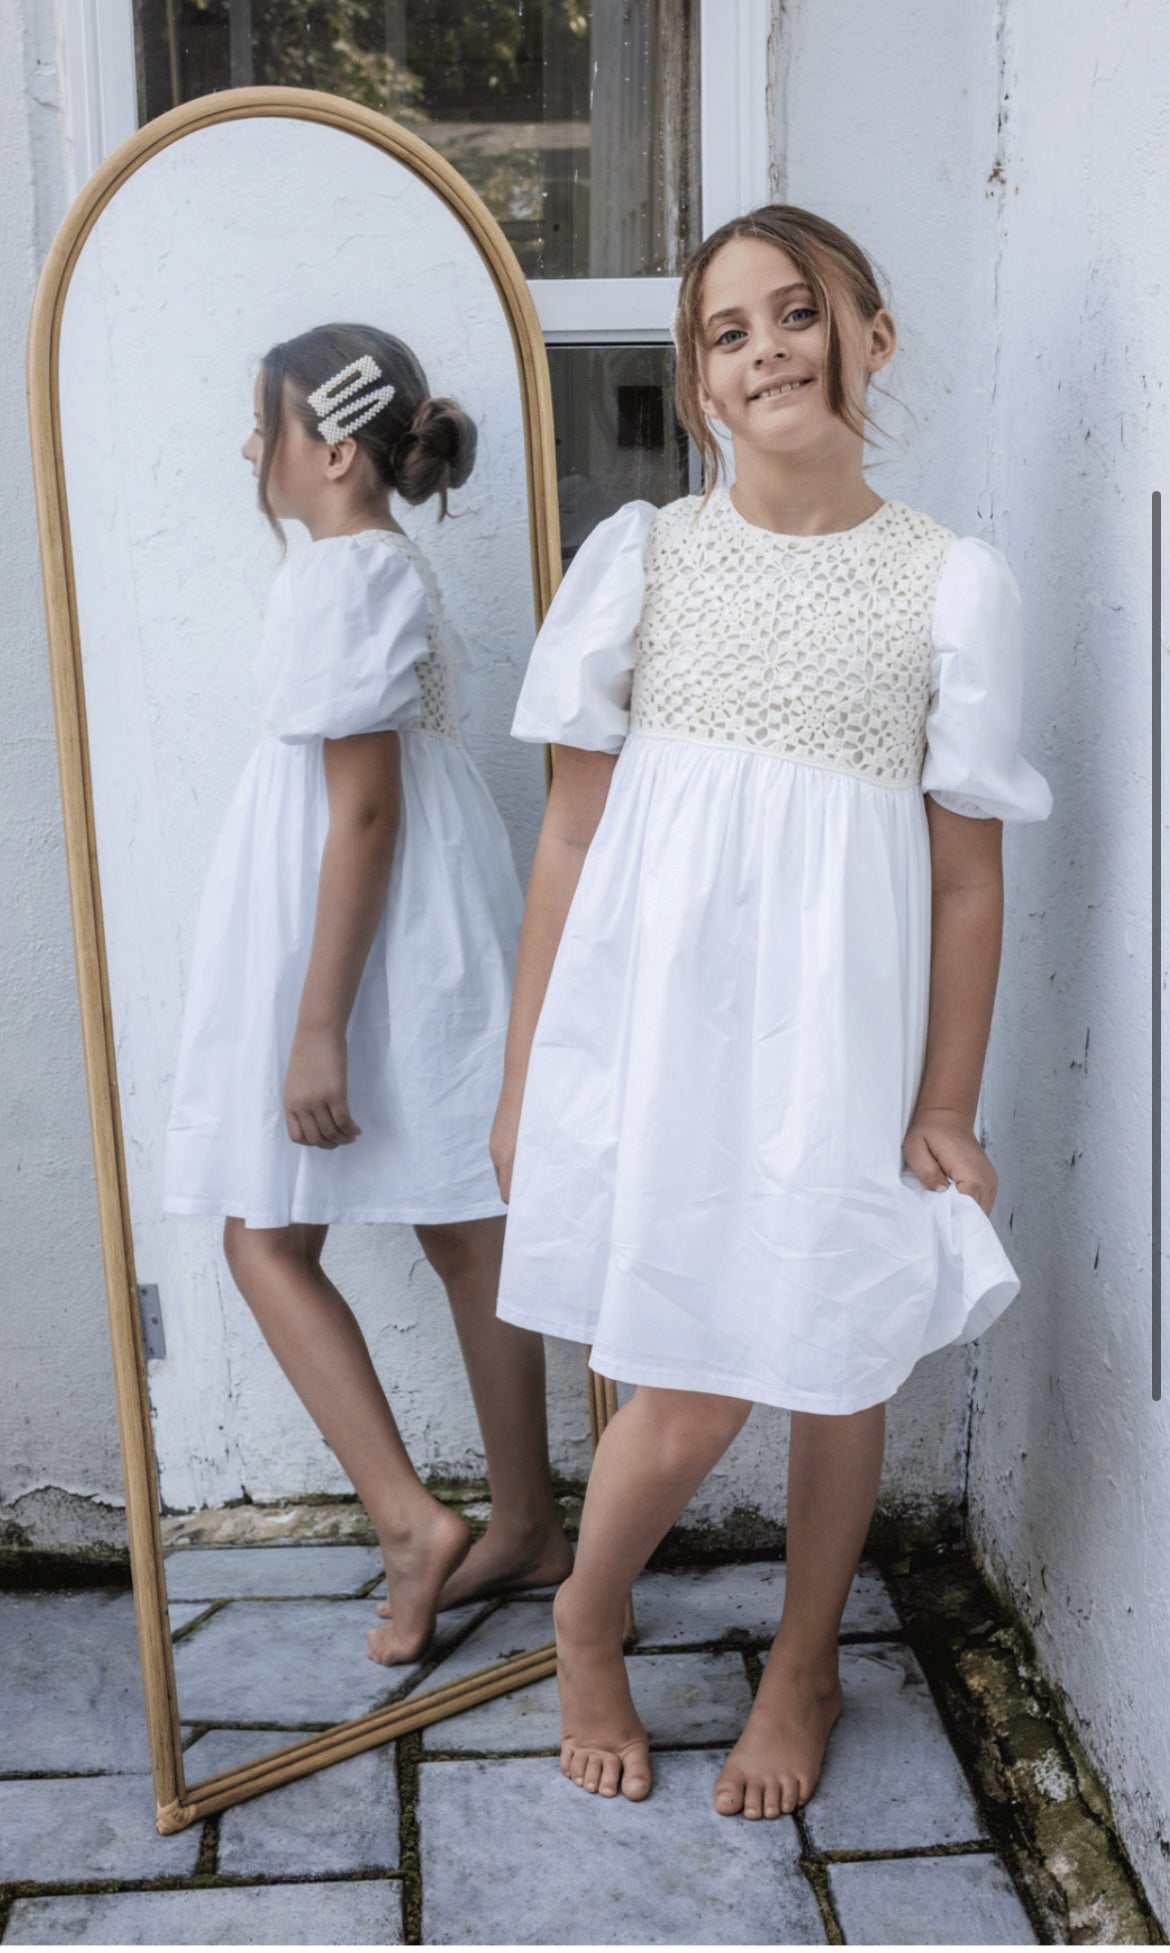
[903,800,1005,1212]
[283,730,402,1149]
[491,744,617,1199]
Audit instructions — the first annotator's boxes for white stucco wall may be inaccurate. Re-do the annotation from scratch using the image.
[963,0,1169,1920]
[769,0,1167,1920]
[0,1,129,1559]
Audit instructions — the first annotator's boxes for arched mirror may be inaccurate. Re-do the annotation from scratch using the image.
[27,86,602,1835]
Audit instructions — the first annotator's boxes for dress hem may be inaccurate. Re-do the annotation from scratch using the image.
[163,1195,509,1227]
[494,1267,1021,1417]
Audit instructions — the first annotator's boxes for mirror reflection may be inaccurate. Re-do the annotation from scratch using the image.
[57,112,575,1773]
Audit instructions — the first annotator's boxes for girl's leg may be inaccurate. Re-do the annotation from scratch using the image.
[375,1217,571,1617]
[222,1217,471,1666]
[712,1400,887,1820]
[552,1383,753,1802]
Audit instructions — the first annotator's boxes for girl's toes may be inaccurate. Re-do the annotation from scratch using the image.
[780,1775,800,1815]
[743,1783,764,1820]
[713,1768,745,1815]
[374,1598,392,1619]
[763,1779,783,1819]
[622,1758,652,1802]
[599,1754,622,1798]
[582,1753,604,1794]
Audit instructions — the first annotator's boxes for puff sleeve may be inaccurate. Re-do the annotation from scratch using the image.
[921,535,1053,822]
[257,535,427,743]
[510,499,657,753]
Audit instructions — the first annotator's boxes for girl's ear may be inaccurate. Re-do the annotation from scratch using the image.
[323,435,360,481]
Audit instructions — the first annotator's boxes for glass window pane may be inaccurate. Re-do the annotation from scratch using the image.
[134,1,699,277]
[548,346,689,559]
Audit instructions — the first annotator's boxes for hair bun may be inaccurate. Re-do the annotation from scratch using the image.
[396,396,477,507]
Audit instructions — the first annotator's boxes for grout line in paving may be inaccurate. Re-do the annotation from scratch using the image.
[396,1730,423,1946]
[193,1814,218,1879]
[0,1871,407,1904]
[796,1836,844,1946]
[169,1598,229,1642]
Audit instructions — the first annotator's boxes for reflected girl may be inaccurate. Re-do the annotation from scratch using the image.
[163,322,572,1663]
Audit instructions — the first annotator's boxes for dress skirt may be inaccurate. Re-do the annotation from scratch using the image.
[493,729,1020,1414]
[164,725,521,1227]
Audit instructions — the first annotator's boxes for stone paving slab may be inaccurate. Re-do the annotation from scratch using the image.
[164,1544,384,1601]
[416,1597,556,1693]
[0,1776,201,1884]
[426,1649,755,1755]
[418,1748,826,1944]
[178,1727,401,1878]
[783,1643,988,1852]
[3,1881,404,1944]
[0,1592,151,1774]
[629,1558,898,1646]
[170,1595,484,1726]
[828,1851,1038,1943]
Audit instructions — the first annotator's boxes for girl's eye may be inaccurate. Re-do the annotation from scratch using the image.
[714,327,745,346]
[784,307,816,324]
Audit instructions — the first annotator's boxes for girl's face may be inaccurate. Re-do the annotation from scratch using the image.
[694,236,894,457]
[241,373,334,523]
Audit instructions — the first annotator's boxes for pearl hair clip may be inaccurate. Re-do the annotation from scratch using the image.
[306,355,396,444]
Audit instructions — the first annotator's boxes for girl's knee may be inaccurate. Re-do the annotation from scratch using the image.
[222,1217,324,1283]
[414,1216,501,1286]
[636,1386,751,1455]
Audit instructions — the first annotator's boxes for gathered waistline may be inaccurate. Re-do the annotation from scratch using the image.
[623,723,925,792]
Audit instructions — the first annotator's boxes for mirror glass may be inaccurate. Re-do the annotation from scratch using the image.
[57,112,574,1783]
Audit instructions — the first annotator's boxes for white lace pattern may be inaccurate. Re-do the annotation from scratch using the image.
[630,486,955,787]
[360,529,464,746]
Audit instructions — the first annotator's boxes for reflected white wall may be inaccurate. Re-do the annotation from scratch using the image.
[58,114,574,1512]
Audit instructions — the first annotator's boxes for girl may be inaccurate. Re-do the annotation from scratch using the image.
[164,322,573,1665]
[490,209,1053,1811]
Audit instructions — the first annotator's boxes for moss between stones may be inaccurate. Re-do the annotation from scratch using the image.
[881,1544,1165,1946]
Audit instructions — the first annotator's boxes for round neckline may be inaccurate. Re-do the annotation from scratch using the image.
[717,482,894,543]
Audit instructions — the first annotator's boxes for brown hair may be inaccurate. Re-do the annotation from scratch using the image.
[673,204,899,499]
[256,321,477,541]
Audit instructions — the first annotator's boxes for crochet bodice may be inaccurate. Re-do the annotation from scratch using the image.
[629,486,956,787]
[360,530,464,746]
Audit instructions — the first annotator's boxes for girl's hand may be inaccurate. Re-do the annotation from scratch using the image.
[902,1108,998,1216]
[283,1027,362,1149]
[489,1086,524,1203]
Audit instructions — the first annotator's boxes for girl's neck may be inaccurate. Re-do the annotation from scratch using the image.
[305,501,404,543]
[726,448,883,538]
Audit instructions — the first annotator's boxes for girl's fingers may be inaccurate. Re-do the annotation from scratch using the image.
[330,1102,361,1142]
[285,1110,305,1146]
[311,1104,344,1146]
[297,1108,334,1149]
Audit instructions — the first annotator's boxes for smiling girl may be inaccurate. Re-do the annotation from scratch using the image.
[489,208,1052,1814]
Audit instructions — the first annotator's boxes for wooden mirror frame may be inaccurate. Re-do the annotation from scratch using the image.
[26,83,626,1836]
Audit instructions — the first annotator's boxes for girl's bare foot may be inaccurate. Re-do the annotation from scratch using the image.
[553,1579,652,1802]
[374,1516,574,1618]
[365,1503,473,1666]
[713,1639,844,1818]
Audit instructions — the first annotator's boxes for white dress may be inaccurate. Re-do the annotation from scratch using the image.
[163,528,523,1228]
[494,485,1053,1414]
